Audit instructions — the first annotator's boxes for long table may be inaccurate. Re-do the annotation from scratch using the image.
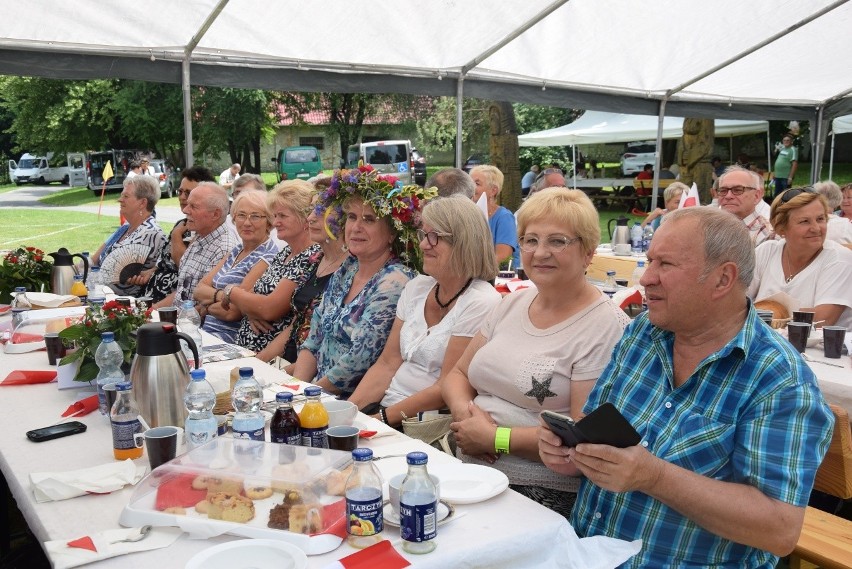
[588,249,646,282]
[0,333,582,568]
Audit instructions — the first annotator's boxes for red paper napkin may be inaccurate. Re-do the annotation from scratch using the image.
[61,395,99,417]
[154,473,208,510]
[359,430,378,439]
[619,290,643,310]
[0,304,10,314]
[67,536,98,552]
[11,332,45,344]
[335,539,410,569]
[1,370,57,386]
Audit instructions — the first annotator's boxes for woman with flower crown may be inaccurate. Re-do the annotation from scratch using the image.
[347,195,501,427]
[290,166,436,397]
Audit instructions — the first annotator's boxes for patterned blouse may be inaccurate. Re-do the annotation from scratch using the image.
[98,216,166,297]
[201,238,279,343]
[144,218,191,303]
[301,255,415,396]
[235,243,322,352]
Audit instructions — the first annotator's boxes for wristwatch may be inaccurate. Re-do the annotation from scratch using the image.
[223,284,235,308]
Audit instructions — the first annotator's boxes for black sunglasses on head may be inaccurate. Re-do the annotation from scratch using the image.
[780,187,816,204]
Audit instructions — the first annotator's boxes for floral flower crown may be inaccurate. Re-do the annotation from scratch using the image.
[314,165,437,271]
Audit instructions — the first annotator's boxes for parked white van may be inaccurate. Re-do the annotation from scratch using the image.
[7,152,84,185]
[345,140,413,184]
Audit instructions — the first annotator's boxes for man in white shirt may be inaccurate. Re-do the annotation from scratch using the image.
[219,163,241,194]
[718,166,774,246]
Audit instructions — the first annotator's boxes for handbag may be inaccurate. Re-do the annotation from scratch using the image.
[400,412,454,455]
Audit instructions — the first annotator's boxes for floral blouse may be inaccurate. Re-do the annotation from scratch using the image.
[98,216,166,297]
[235,243,321,352]
[144,218,191,303]
[301,254,415,395]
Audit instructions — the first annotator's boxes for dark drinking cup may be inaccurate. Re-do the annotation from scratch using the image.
[823,326,847,359]
[157,307,178,324]
[786,322,810,353]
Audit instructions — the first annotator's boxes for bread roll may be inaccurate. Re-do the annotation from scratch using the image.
[754,300,789,320]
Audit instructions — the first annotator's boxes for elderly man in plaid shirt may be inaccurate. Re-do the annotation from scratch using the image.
[153,182,237,309]
[539,207,833,568]
[718,166,775,246]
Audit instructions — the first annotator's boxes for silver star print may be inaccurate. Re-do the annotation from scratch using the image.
[525,376,557,405]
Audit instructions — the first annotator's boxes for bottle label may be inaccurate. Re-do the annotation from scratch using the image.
[400,500,437,542]
[233,426,265,441]
[301,427,328,448]
[271,432,301,445]
[111,419,142,450]
[346,488,383,537]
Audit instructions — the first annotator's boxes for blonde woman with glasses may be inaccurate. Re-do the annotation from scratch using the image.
[348,196,501,426]
[442,188,630,518]
[194,190,279,343]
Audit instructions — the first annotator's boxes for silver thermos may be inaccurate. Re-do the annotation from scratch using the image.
[129,322,199,428]
[49,248,89,296]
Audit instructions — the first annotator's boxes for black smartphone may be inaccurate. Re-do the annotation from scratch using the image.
[541,403,640,449]
[26,421,87,442]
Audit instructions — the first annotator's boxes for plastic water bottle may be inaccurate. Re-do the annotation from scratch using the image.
[270,392,301,445]
[346,448,384,549]
[232,367,265,441]
[630,260,646,288]
[177,300,203,366]
[642,224,654,252]
[184,368,218,450]
[602,270,617,298]
[400,451,438,554]
[630,222,643,254]
[11,287,32,310]
[87,267,104,301]
[95,331,125,415]
[110,382,143,460]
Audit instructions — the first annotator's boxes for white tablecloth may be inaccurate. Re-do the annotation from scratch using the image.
[0,332,606,568]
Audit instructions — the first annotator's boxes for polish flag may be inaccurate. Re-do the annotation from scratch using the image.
[476,191,489,219]
[678,183,701,208]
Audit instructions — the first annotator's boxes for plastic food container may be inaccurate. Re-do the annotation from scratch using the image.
[119,438,353,554]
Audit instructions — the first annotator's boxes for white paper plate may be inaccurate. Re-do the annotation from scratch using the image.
[428,463,509,504]
[382,500,454,527]
[186,538,307,569]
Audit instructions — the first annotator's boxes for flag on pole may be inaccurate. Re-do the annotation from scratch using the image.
[476,191,488,220]
[97,160,114,219]
[678,183,701,209]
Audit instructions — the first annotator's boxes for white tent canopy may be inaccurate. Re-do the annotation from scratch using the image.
[518,111,768,147]
[832,115,852,135]
[1,0,852,120]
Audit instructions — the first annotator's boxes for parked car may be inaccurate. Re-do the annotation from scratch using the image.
[620,141,656,177]
[149,159,174,198]
[273,146,323,183]
[346,140,413,184]
[462,154,487,173]
[411,147,427,186]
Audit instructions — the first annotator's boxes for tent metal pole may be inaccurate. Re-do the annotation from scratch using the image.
[829,132,835,181]
[766,130,771,188]
[652,100,668,209]
[572,145,577,187]
[455,76,464,168]
[812,107,828,183]
[182,58,193,167]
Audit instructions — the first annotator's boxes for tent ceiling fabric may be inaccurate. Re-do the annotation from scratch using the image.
[1,0,852,120]
[518,111,767,147]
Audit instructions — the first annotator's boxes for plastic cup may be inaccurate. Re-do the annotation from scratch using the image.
[792,310,815,325]
[44,333,66,365]
[326,425,360,451]
[823,326,847,359]
[144,426,179,470]
[158,307,178,324]
[786,322,810,353]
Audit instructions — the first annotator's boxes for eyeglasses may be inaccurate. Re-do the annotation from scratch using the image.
[519,234,581,253]
[177,188,193,197]
[717,185,756,196]
[234,213,266,223]
[416,229,452,247]
[780,187,817,204]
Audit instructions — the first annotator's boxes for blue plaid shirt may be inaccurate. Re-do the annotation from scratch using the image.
[571,302,833,568]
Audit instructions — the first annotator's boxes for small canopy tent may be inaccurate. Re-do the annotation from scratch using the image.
[828,115,852,180]
[517,111,768,147]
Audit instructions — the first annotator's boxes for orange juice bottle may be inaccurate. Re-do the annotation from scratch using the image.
[70,275,88,303]
[110,382,144,460]
[299,386,329,448]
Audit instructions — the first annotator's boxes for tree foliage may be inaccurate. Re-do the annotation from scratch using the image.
[416,97,490,161]
[514,104,580,171]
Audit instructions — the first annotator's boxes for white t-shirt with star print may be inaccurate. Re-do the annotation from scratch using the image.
[461,287,630,492]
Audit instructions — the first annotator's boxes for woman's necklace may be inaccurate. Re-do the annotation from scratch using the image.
[434,278,473,310]
[783,245,821,283]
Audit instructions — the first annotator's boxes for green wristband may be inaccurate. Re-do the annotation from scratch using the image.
[494,427,512,454]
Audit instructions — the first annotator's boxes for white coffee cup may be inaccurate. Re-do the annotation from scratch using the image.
[614,243,632,255]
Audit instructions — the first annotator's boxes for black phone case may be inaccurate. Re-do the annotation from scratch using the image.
[543,403,640,448]
[26,421,87,442]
